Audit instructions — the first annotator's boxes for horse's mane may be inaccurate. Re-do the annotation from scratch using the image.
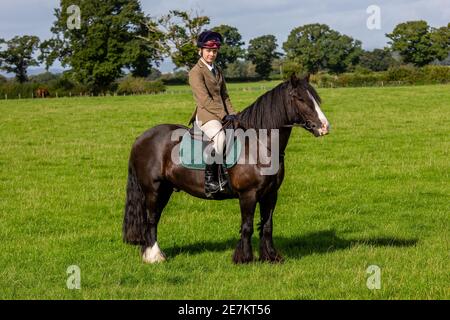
[236,82,290,130]
[236,79,321,130]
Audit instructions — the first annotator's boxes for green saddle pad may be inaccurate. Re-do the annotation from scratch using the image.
[179,132,242,170]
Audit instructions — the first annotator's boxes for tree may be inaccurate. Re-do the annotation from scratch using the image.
[224,60,257,78]
[386,20,450,67]
[247,35,281,79]
[0,35,40,83]
[359,48,397,71]
[29,71,60,83]
[143,14,244,71]
[42,0,162,93]
[271,58,285,77]
[430,23,450,62]
[147,67,162,81]
[153,10,210,70]
[210,25,245,70]
[283,23,362,74]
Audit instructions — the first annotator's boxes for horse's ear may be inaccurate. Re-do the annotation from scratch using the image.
[290,73,299,85]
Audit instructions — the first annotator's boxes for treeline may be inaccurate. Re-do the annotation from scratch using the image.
[311,65,450,87]
[0,73,166,99]
[0,1,449,99]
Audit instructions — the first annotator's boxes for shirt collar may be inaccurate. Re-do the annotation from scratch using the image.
[200,58,215,71]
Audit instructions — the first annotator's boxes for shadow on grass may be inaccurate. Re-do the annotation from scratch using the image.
[164,230,418,259]
[274,230,418,259]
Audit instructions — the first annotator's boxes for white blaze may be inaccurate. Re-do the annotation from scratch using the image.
[307,90,329,131]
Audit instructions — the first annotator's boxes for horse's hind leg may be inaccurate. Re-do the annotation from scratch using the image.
[141,181,173,264]
[259,191,283,263]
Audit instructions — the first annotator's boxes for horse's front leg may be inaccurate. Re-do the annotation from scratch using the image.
[233,191,257,264]
[259,191,283,263]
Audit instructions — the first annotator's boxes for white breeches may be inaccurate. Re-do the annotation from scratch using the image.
[196,116,225,156]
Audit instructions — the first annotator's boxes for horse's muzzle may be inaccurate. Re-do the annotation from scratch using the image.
[318,123,330,136]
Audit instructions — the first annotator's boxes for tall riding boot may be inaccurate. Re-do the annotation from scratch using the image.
[205,151,220,198]
[216,163,229,192]
[205,162,220,198]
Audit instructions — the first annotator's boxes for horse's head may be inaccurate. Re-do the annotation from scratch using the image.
[287,74,330,137]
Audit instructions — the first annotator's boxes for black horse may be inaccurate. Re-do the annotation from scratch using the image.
[123,74,330,264]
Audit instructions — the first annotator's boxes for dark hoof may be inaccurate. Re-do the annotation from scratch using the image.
[232,252,254,264]
[232,242,253,264]
[260,247,284,263]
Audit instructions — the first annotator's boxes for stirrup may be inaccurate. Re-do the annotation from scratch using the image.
[217,165,226,191]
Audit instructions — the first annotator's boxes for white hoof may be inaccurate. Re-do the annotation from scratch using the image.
[142,242,166,263]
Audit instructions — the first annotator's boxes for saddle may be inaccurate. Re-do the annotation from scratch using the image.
[179,120,243,170]
[188,121,205,141]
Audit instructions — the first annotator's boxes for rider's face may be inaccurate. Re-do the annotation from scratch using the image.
[200,48,218,64]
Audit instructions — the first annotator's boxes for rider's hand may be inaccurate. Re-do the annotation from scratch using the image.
[222,114,237,122]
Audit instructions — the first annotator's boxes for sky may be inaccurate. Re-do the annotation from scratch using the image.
[0,0,449,73]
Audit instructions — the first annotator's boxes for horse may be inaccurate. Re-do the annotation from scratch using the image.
[35,87,50,98]
[122,74,330,264]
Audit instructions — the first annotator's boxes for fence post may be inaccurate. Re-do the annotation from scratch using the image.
[5,94,7,100]
[56,92,58,98]
[18,93,21,99]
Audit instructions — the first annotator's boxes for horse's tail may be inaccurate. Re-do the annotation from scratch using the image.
[122,159,148,245]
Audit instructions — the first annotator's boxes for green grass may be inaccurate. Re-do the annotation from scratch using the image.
[0,83,449,299]
[165,80,282,93]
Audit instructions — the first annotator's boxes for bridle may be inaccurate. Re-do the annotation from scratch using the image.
[221,88,318,132]
[218,86,322,162]
[283,89,316,130]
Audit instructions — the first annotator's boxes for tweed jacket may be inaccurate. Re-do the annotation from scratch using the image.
[188,59,237,125]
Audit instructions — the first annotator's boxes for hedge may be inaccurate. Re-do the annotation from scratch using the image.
[309,65,450,87]
[0,77,166,99]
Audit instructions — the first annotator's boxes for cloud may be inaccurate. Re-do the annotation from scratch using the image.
[0,0,448,73]
[0,0,58,39]
[142,0,449,53]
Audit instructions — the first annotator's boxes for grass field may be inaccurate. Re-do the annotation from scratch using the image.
[0,82,449,299]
